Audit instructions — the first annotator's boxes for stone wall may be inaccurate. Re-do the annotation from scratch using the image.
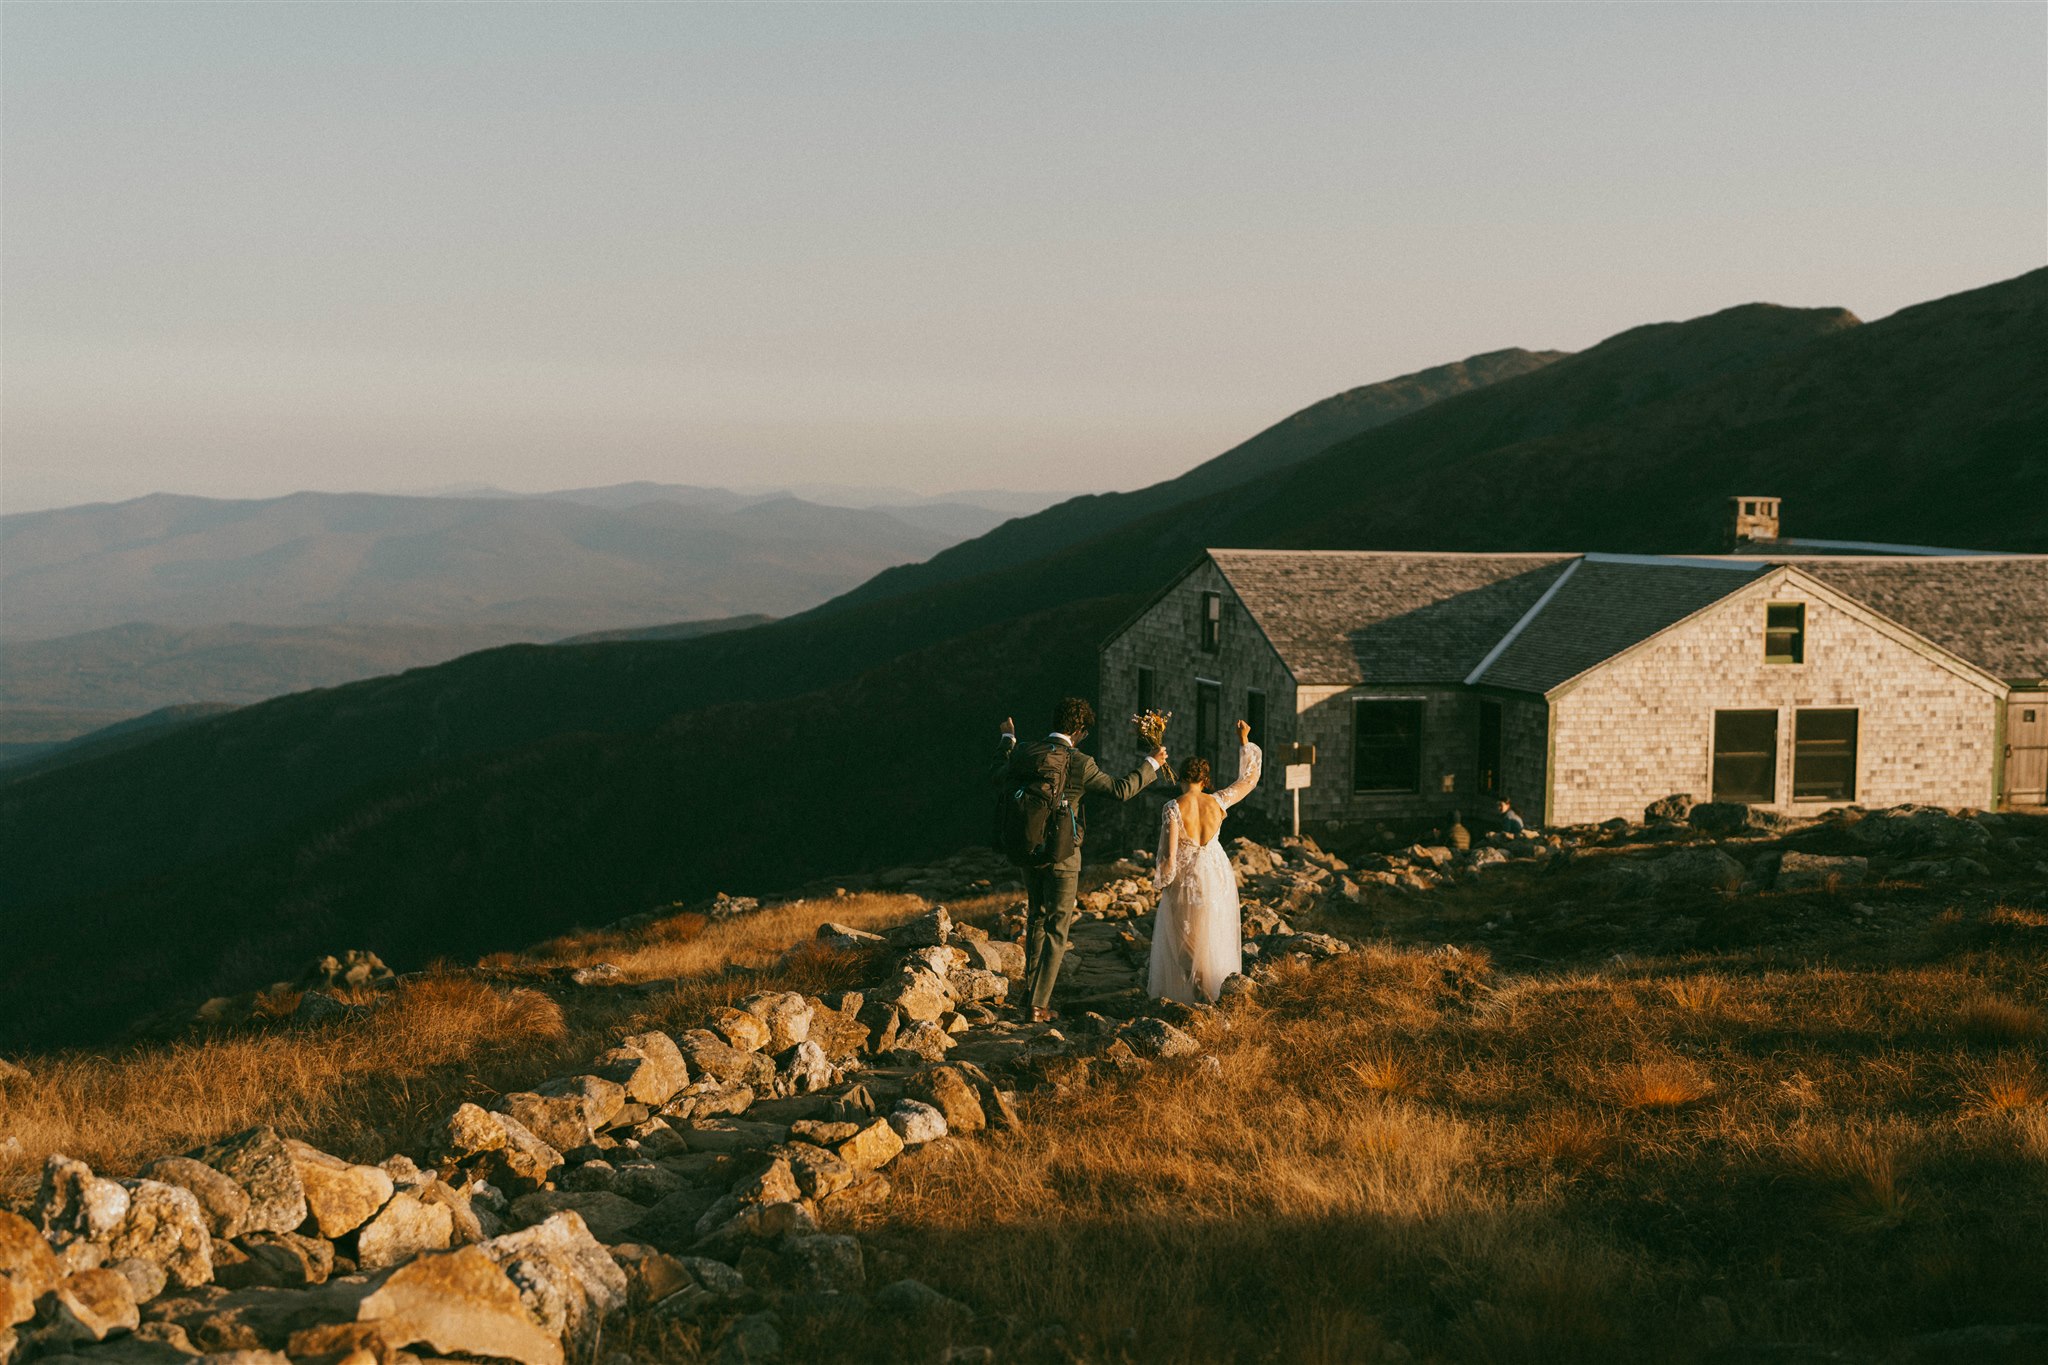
[1548,569,2002,826]
[1294,685,1481,828]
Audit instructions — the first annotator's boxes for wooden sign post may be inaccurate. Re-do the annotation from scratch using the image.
[1274,742,1317,838]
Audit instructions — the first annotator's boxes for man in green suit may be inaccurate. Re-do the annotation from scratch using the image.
[994,696,1166,1022]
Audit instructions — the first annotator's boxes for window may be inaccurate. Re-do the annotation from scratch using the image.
[1196,679,1222,768]
[1352,699,1423,793]
[1765,602,1805,664]
[1200,592,1221,653]
[1712,709,1778,804]
[1136,667,1155,715]
[1245,689,1267,747]
[1793,708,1858,802]
[1477,700,1503,794]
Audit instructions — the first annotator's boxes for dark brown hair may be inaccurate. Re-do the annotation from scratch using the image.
[1052,697,1095,735]
[1182,755,1212,789]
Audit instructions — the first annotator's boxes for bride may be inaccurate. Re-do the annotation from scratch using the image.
[1148,719,1263,1003]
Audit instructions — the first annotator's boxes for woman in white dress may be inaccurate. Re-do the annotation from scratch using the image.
[1148,720,1263,1004]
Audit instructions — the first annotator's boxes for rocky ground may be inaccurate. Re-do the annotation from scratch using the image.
[2,798,2043,1365]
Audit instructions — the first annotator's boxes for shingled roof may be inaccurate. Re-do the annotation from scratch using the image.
[1208,551,1573,686]
[1201,549,2047,692]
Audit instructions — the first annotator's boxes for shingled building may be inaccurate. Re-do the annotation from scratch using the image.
[1099,549,2048,830]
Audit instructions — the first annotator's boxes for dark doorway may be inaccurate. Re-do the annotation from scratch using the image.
[1713,709,1778,804]
[1196,679,1221,769]
[1478,700,1503,795]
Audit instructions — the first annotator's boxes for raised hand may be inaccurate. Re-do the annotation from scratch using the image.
[1235,719,1252,744]
[1000,716,1015,738]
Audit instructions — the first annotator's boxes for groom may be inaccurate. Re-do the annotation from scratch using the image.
[994,697,1167,1022]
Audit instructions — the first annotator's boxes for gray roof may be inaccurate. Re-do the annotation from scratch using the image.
[1797,557,2048,683]
[1203,549,2048,691]
[1209,551,1573,686]
[1475,556,1768,693]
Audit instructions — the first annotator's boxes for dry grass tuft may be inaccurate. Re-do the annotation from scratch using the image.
[1956,996,2046,1043]
[1520,1110,1621,1174]
[1961,1054,2048,1114]
[1788,1126,1913,1233]
[1592,1057,1716,1110]
[1661,974,1730,1013]
[1985,904,2048,930]
[1346,1047,1416,1097]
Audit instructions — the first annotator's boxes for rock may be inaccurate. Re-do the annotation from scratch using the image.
[1644,794,1696,822]
[1657,847,1747,892]
[890,1021,956,1064]
[221,1231,333,1288]
[495,1092,598,1156]
[281,1141,393,1239]
[1118,1018,1201,1060]
[873,1277,971,1326]
[569,964,626,987]
[1687,801,1752,835]
[680,1117,790,1154]
[593,1033,690,1106]
[301,950,393,991]
[817,1172,892,1217]
[1903,1321,2048,1364]
[1216,973,1257,1005]
[608,1162,685,1204]
[109,1257,167,1306]
[52,1242,107,1275]
[486,1115,565,1195]
[831,1119,905,1173]
[785,1235,864,1295]
[713,1310,782,1364]
[1774,851,1869,891]
[677,1032,778,1089]
[778,1144,855,1201]
[961,938,1026,979]
[692,1202,816,1256]
[1258,932,1351,961]
[107,1181,212,1290]
[41,1269,141,1344]
[184,1130,308,1238]
[607,1243,694,1309]
[740,993,813,1052]
[480,1213,628,1362]
[1849,804,1994,853]
[816,922,884,949]
[355,1245,563,1365]
[0,1209,64,1314]
[507,1192,647,1246]
[885,907,952,948]
[945,968,1009,1004]
[142,1159,250,1242]
[869,971,953,1025]
[354,1192,454,1272]
[778,1041,836,1095]
[664,1081,759,1123]
[887,1101,948,1146]
[903,1068,985,1135]
[707,1008,773,1053]
[619,1189,722,1255]
[35,1156,132,1248]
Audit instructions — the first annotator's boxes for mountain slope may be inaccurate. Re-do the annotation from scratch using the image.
[4,269,2043,1048]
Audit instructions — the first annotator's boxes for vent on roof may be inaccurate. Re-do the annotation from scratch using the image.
[1731,495,1781,545]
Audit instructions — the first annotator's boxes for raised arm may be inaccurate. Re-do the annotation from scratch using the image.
[1077,749,1161,802]
[1215,729,1263,810]
[989,717,1019,789]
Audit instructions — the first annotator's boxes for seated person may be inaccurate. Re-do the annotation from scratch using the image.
[1494,795,1527,834]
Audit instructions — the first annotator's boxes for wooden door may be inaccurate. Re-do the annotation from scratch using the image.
[2009,698,2048,807]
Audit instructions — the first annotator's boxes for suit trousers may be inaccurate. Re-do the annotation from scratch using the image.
[1022,864,1081,1012]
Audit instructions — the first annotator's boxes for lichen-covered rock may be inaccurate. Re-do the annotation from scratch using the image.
[903,1067,986,1135]
[778,1041,835,1095]
[507,1191,647,1245]
[785,1233,865,1295]
[41,1269,140,1345]
[495,1092,598,1156]
[707,1008,772,1053]
[887,1101,948,1146]
[356,1244,563,1365]
[677,1032,778,1089]
[184,1129,307,1238]
[1118,1017,1201,1060]
[869,971,952,1025]
[485,1114,563,1195]
[107,1180,212,1289]
[593,1032,690,1106]
[945,968,1009,1004]
[533,1074,628,1135]
[0,1210,62,1319]
[885,906,952,948]
[355,1192,455,1272]
[34,1156,131,1248]
[890,1021,956,1064]
[435,1103,508,1160]
[778,1144,856,1201]
[480,1212,628,1362]
[282,1140,394,1238]
[831,1119,905,1173]
[740,992,813,1052]
[1775,851,1869,891]
[108,1256,166,1306]
[143,1158,250,1241]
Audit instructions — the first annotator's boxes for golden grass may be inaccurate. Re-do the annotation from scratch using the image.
[1588,1057,1716,1110]
[1955,995,2046,1043]
[1345,1046,1417,1097]
[0,892,936,1197]
[1960,1054,2048,1114]
[1661,974,1730,1013]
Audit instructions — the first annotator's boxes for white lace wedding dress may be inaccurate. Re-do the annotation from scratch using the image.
[1148,741,1262,1004]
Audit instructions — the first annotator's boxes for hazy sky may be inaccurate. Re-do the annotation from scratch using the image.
[3,3,2042,513]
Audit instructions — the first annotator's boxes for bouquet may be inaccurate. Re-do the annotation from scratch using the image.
[1132,709,1175,784]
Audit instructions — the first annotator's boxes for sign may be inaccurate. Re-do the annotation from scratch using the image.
[1273,742,1317,767]
[1284,764,1313,790]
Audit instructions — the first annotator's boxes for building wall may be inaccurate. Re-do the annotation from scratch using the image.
[1098,559,1295,828]
[1497,695,1550,825]
[1294,684,1490,829]
[1548,569,2002,825]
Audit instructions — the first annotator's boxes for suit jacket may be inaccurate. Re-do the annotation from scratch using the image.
[994,733,1158,873]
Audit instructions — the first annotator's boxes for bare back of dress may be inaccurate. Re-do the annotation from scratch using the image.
[1147,742,1262,1004]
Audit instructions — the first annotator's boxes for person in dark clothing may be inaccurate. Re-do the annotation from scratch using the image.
[993,697,1165,1022]
[1495,795,1527,834]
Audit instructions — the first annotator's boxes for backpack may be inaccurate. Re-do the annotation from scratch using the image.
[994,740,1080,868]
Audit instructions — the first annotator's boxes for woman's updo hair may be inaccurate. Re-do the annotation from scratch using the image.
[1182,756,1212,790]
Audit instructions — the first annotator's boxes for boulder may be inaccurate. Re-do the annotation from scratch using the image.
[801,1003,871,1066]
[961,938,1026,979]
[869,971,953,1025]
[508,1192,647,1245]
[778,1041,836,1095]
[832,1119,904,1173]
[1655,847,1747,892]
[1774,851,1869,891]
[1849,805,1994,853]
[107,1181,212,1290]
[785,1234,864,1295]
[619,1189,723,1255]
[1687,801,1752,835]
[40,1269,140,1345]
[479,1213,628,1362]
[107,1256,167,1306]
[692,1201,817,1256]
[903,1068,986,1135]
[608,1243,695,1309]
[222,1231,333,1288]
[707,1008,772,1053]
[945,968,1009,1004]
[434,1103,508,1160]
[887,1101,948,1146]
[593,1032,690,1106]
[874,1277,972,1326]
[495,1092,598,1156]
[885,906,952,948]
[355,1245,563,1365]
[713,1310,782,1364]
[1644,794,1696,823]
[282,1141,394,1238]
[740,993,813,1052]
[355,1192,455,1272]
[184,1129,307,1237]
[142,1159,250,1241]
[34,1157,131,1248]
[0,1211,61,1320]
[487,1115,565,1194]
[677,1032,778,1089]
[778,1145,856,1201]
[1118,1018,1201,1060]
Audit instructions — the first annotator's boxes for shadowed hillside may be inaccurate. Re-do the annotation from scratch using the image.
[3,269,2043,1048]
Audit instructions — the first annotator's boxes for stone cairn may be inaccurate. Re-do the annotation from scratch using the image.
[0,870,1363,1365]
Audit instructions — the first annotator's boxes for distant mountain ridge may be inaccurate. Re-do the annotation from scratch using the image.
[3,268,2042,1049]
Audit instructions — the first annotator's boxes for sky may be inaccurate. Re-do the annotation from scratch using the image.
[2,3,2043,514]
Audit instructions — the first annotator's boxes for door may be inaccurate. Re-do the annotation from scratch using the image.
[1477,700,1503,795]
[1713,709,1778,805]
[2009,698,2048,807]
[1196,679,1222,770]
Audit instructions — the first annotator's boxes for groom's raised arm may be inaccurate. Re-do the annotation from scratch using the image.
[1077,749,1162,802]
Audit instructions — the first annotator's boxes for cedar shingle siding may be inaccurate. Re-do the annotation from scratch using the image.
[1100,551,2048,831]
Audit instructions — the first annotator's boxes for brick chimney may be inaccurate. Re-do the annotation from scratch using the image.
[1730,495,1780,545]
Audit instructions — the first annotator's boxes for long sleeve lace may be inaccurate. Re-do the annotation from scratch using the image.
[1214,741,1263,810]
[1155,801,1184,890]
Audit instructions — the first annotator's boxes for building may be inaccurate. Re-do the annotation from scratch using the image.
[1098,542,2048,831]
